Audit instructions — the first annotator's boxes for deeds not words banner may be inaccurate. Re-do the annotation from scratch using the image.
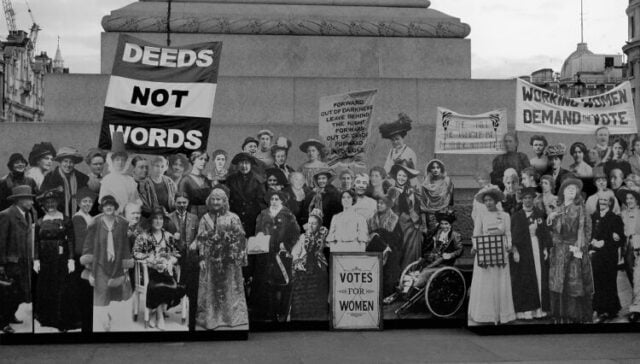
[99,34,222,154]
[515,78,637,134]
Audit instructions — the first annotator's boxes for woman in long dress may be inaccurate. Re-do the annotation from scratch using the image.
[388,161,425,270]
[547,178,594,323]
[71,187,97,332]
[326,190,369,253]
[289,208,329,321]
[33,188,81,331]
[252,190,300,322]
[178,151,214,219]
[540,175,558,216]
[195,187,248,330]
[420,159,454,231]
[133,208,186,329]
[468,186,516,325]
[298,139,329,189]
[367,194,403,297]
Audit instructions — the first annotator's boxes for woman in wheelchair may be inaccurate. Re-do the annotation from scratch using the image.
[133,208,186,330]
[384,209,462,304]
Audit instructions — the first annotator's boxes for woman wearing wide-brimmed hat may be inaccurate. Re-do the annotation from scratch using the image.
[467,186,516,325]
[379,113,418,175]
[547,177,594,323]
[387,160,425,271]
[0,153,38,212]
[305,168,341,230]
[298,138,329,189]
[33,188,81,332]
[41,147,89,218]
[25,142,56,190]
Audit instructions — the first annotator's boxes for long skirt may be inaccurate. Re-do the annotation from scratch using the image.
[468,259,516,324]
[548,243,593,323]
[146,269,186,310]
[398,214,423,272]
[35,255,81,331]
[591,249,621,316]
[290,265,329,321]
[196,262,248,330]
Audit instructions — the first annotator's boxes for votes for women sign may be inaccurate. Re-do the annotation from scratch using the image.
[515,78,637,135]
[99,35,222,154]
[319,89,377,166]
[331,253,382,330]
[434,107,507,154]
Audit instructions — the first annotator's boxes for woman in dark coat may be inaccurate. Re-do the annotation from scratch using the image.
[282,172,311,230]
[589,195,625,323]
[367,194,403,297]
[41,147,89,218]
[33,189,81,332]
[71,187,97,332]
[510,187,552,320]
[251,190,300,322]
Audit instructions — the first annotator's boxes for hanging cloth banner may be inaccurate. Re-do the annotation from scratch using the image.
[319,89,377,166]
[98,34,222,154]
[515,78,637,134]
[434,107,507,155]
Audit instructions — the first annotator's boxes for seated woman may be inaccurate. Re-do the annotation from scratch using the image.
[289,208,329,321]
[133,207,186,330]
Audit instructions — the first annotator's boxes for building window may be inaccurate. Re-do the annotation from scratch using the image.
[632,16,636,40]
[605,57,614,68]
[631,61,636,77]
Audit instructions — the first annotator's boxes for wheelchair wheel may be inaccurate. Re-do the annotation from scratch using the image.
[424,266,466,318]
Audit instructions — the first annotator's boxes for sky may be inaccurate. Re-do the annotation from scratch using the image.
[7,0,629,79]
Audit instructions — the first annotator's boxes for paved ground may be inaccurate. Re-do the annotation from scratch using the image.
[2,328,640,363]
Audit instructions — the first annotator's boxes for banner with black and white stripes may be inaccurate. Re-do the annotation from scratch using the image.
[98,34,222,154]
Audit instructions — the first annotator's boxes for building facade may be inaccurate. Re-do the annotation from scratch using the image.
[624,0,640,120]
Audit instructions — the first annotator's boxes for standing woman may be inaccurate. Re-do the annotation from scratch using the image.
[585,166,620,217]
[290,208,329,321]
[41,147,89,218]
[540,175,558,216]
[33,188,80,331]
[71,187,97,332]
[547,178,594,324]
[99,136,140,216]
[252,190,300,322]
[388,161,425,270]
[367,194,403,297]
[0,153,38,212]
[178,151,213,219]
[420,159,454,231]
[85,149,106,195]
[208,150,228,185]
[139,156,178,216]
[133,208,186,330]
[298,139,329,189]
[569,142,595,197]
[326,190,369,253]
[271,137,295,180]
[80,195,134,331]
[283,171,311,229]
[167,154,189,185]
[195,187,249,330]
[26,142,56,190]
[468,186,516,325]
[379,113,417,175]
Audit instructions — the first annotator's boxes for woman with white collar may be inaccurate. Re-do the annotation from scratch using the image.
[326,189,369,253]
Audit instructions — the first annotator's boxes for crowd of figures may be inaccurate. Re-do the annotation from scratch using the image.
[469,126,640,325]
[3,113,640,334]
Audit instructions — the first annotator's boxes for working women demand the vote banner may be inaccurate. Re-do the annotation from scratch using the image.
[319,89,377,167]
[434,107,507,154]
[515,78,637,134]
[99,34,222,154]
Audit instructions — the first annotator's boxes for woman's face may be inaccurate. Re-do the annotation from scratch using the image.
[214,154,226,170]
[90,156,105,176]
[341,174,353,189]
[193,155,207,171]
[483,195,496,210]
[429,162,442,177]
[267,175,282,190]
[370,171,383,186]
[563,185,577,201]
[504,178,514,192]
[102,204,115,216]
[551,156,562,169]
[595,177,608,191]
[60,158,75,174]
[290,173,305,189]
[307,146,319,161]
[151,160,166,178]
[341,192,354,209]
[504,136,517,152]
[79,197,94,214]
[390,134,404,149]
[598,197,610,212]
[572,147,584,163]
[395,170,408,185]
[274,150,287,165]
[626,193,638,209]
[152,215,164,231]
[171,159,185,176]
[596,128,610,145]
[12,159,26,173]
[38,154,54,171]
[133,160,149,180]
[270,194,282,208]
[125,206,141,225]
[439,220,451,232]
[308,216,320,233]
[377,199,389,212]
[210,196,224,211]
[532,140,545,156]
[44,198,58,213]
[112,156,126,172]
[613,142,624,158]
[541,179,551,193]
